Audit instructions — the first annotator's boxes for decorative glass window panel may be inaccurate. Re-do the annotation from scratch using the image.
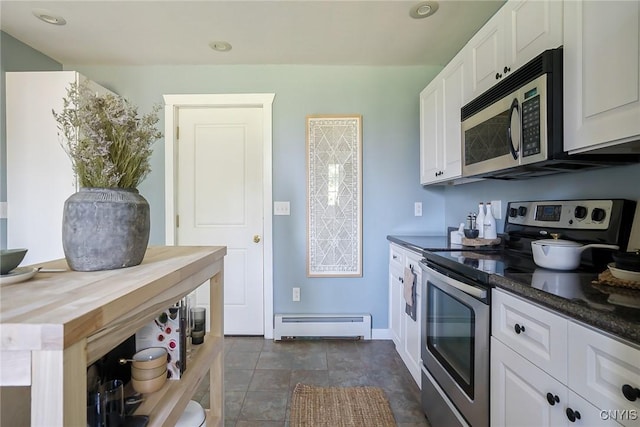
[306,115,362,277]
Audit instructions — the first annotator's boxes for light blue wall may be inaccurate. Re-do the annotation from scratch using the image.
[441,163,640,233]
[0,32,62,249]
[65,64,444,329]
[7,39,639,331]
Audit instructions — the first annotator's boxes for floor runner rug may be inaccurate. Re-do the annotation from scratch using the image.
[290,383,397,426]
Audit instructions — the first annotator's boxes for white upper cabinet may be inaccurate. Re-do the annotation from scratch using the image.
[420,50,468,185]
[467,0,563,99]
[467,7,506,99]
[563,0,640,153]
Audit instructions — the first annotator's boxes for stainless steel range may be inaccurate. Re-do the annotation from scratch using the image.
[419,199,637,427]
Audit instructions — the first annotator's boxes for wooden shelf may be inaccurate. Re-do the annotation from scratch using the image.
[0,246,226,427]
[134,336,224,426]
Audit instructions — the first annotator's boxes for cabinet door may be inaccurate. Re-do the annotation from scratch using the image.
[389,245,405,347]
[567,390,624,427]
[439,53,466,182]
[491,337,568,427]
[503,0,563,71]
[492,289,568,383]
[568,322,640,427]
[403,251,422,386]
[419,82,442,184]
[564,0,640,152]
[467,7,506,98]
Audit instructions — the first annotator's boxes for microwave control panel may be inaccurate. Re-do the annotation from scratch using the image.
[506,200,613,230]
[521,93,541,157]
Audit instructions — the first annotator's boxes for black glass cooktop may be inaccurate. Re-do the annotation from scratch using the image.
[423,248,640,312]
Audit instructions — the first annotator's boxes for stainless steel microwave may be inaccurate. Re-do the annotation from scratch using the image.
[460,47,639,179]
[461,48,563,179]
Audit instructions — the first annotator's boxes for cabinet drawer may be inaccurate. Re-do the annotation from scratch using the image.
[389,244,405,272]
[568,322,640,427]
[492,289,568,383]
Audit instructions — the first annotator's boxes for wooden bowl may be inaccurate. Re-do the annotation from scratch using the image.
[131,347,167,370]
[131,364,167,381]
[131,372,167,394]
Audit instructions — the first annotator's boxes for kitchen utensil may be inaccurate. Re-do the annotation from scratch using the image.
[608,263,640,282]
[531,235,619,270]
[1,248,28,275]
[612,251,640,272]
[131,371,167,394]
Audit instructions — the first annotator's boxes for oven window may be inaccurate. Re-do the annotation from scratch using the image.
[427,281,475,398]
[464,109,510,166]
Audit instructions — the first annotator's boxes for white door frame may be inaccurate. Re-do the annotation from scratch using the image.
[163,93,276,339]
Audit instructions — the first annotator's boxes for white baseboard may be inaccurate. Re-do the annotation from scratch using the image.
[372,328,392,340]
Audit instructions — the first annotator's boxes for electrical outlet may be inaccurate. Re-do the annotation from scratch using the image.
[414,202,422,217]
[491,200,502,220]
[292,287,300,302]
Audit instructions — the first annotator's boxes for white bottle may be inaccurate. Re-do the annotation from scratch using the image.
[484,202,497,239]
[475,202,485,238]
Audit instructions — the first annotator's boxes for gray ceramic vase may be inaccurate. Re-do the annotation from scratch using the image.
[62,187,150,271]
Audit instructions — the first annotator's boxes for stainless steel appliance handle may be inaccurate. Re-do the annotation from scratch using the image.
[425,264,487,299]
[508,97,520,160]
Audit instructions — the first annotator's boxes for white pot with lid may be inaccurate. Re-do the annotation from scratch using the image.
[531,234,619,270]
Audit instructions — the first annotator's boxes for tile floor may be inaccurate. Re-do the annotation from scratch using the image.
[192,337,431,427]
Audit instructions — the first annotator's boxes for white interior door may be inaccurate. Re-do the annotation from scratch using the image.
[177,106,264,335]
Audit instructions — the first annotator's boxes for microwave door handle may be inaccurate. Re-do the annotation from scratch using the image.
[508,98,520,160]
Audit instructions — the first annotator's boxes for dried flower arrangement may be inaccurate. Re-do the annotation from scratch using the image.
[52,82,162,189]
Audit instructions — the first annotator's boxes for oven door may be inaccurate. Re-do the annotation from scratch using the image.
[420,262,489,427]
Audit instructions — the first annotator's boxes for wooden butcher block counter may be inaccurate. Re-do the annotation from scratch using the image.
[0,245,226,427]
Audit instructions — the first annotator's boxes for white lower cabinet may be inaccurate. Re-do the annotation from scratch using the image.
[568,323,640,427]
[491,289,634,427]
[491,337,568,427]
[388,243,422,387]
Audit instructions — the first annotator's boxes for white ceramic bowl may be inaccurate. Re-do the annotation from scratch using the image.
[608,263,640,282]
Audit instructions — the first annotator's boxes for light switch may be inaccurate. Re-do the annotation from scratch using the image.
[0,202,7,219]
[274,201,290,216]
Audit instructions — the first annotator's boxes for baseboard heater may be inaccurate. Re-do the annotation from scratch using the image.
[274,314,372,341]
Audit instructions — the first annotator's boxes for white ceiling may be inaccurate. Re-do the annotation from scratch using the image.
[0,0,505,66]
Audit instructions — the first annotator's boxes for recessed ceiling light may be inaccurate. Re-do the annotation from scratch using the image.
[209,41,232,52]
[410,1,439,19]
[32,8,67,25]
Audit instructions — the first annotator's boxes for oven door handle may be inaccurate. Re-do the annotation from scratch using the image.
[426,264,487,300]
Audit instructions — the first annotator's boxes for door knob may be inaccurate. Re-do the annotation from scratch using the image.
[253,235,261,243]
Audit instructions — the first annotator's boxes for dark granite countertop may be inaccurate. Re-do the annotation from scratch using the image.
[387,235,640,345]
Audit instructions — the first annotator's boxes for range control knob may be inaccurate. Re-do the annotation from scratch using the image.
[592,208,607,223]
[518,206,528,217]
[509,208,518,218]
[574,206,588,220]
